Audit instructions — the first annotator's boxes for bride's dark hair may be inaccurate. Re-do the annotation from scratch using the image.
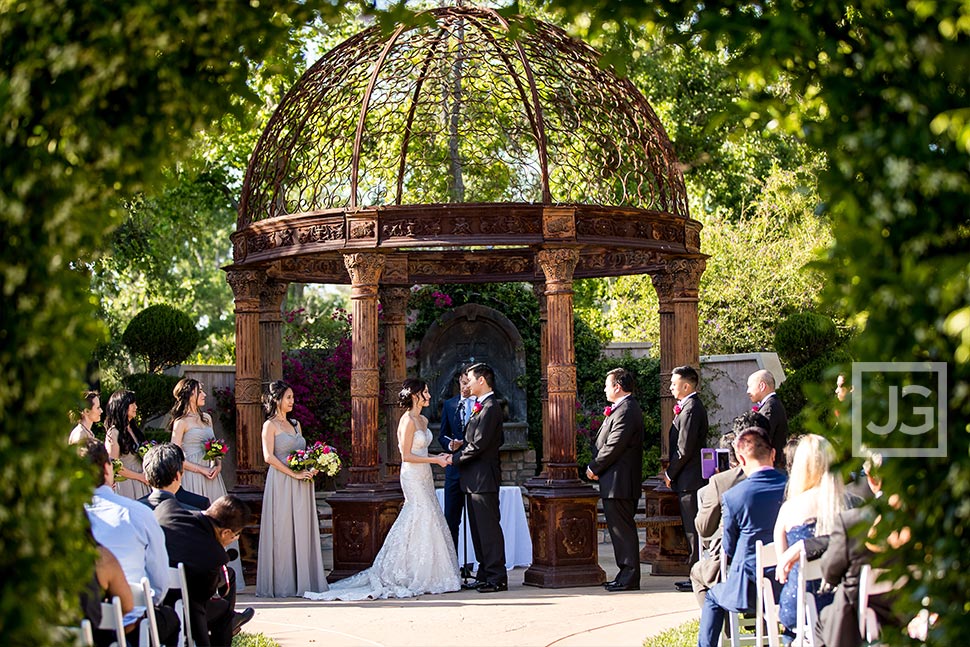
[398,378,427,409]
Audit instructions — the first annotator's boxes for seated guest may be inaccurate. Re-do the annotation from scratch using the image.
[773,434,846,643]
[689,410,768,604]
[78,438,180,646]
[815,457,903,647]
[138,442,210,511]
[151,472,255,646]
[697,427,787,647]
[80,541,135,647]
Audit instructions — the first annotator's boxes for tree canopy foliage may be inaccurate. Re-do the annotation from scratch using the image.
[543,0,970,641]
[0,1,360,641]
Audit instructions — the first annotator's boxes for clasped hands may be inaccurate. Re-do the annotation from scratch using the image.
[434,453,454,467]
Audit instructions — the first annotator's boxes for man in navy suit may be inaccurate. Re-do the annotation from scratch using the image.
[747,369,789,471]
[586,367,644,591]
[665,365,709,568]
[697,426,787,647]
[453,362,507,593]
[437,368,474,562]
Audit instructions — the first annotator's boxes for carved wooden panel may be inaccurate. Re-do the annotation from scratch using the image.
[547,365,577,393]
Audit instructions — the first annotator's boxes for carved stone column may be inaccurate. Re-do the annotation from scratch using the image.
[639,256,706,576]
[259,279,288,385]
[227,268,266,584]
[327,253,404,581]
[524,248,605,588]
[379,283,410,481]
[529,281,549,478]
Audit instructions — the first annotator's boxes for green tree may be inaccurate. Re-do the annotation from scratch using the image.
[0,1,354,641]
[543,0,970,641]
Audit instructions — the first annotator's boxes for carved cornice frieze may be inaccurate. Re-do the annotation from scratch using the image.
[298,222,345,244]
[343,253,385,286]
[578,249,664,274]
[381,218,442,239]
[278,257,349,282]
[409,256,532,279]
[480,214,541,236]
[536,248,579,284]
[259,278,289,311]
[349,220,376,240]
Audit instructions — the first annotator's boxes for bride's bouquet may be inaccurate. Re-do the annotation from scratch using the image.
[136,439,159,461]
[203,438,229,461]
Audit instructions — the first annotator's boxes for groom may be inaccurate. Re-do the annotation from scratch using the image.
[453,362,507,593]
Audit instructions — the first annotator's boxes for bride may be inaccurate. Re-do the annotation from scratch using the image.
[304,378,461,600]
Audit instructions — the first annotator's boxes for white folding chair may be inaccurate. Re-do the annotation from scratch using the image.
[55,619,94,646]
[98,595,127,647]
[859,564,881,643]
[759,574,782,647]
[755,540,780,647]
[130,577,161,647]
[794,547,823,647]
[169,563,196,647]
[719,541,775,647]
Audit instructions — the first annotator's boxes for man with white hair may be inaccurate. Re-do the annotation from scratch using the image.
[746,369,789,471]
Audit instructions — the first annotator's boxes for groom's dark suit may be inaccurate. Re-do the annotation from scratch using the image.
[455,393,507,588]
[437,393,467,551]
[587,395,644,588]
[667,392,709,565]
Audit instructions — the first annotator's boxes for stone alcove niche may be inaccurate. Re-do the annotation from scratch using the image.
[226,5,706,586]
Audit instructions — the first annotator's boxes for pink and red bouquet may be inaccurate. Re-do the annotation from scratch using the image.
[288,441,342,477]
[203,438,229,461]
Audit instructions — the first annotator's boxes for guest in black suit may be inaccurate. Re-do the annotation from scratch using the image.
[453,362,507,593]
[665,365,709,568]
[586,367,644,592]
[747,369,789,471]
[137,442,210,511]
[437,368,474,558]
[143,444,254,644]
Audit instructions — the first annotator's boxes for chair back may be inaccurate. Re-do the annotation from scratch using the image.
[754,541,779,647]
[130,577,161,647]
[794,547,823,647]
[55,620,95,647]
[98,596,127,647]
[170,563,196,647]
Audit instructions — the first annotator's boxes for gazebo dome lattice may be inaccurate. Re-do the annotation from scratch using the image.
[232,6,702,281]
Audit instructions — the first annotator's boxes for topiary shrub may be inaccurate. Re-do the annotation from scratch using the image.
[121,372,181,424]
[773,312,839,370]
[122,304,200,373]
[777,348,853,422]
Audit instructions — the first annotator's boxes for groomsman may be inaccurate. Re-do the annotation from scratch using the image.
[746,369,789,471]
[454,363,507,593]
[587,368,644,592]
[665,365,709,569]
[438,369,474,562]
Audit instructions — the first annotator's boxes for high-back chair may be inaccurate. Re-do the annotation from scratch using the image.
[169,563,196,647]
[794,547,824,647]
[130,577,161,647]
[755,540,781,647]
[98,595,127,647]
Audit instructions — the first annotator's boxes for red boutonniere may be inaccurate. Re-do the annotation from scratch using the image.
[752,404,761,412]
[603,405,613,417]
[673,404,682,415]
[471,401,483,416]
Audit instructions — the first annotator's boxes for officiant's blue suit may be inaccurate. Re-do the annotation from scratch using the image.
[438,394,466,551]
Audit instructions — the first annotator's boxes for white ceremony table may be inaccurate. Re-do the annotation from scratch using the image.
[435,485,533,571]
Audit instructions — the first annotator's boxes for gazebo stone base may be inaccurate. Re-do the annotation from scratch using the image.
[326,484,405,583]
[523,480,605,588]
[639,477,690,576]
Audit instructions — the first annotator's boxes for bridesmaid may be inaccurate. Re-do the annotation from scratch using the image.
[104,389,150,499]
[256,380,328,597]
[68,390,102,445]
[168,377,244,587]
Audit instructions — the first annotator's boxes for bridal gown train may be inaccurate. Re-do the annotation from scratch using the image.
[304,428,460,600]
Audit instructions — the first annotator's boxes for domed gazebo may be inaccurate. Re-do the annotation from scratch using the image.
[226,6,706,587]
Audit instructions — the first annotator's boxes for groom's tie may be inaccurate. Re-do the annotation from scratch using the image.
[459,398,468,427]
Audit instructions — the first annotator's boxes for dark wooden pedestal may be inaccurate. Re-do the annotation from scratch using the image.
[523,478,606,588]
[639,476,690,576]
[326,482,404,582]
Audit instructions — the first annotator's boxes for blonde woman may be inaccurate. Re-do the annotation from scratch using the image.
[68,391,102,445]
[773,434,846,642]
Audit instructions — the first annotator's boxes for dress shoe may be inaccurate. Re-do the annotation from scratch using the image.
[476,581,508,593]
[460,565,475,579]
[605,581,639,592]
[674,580,694,592]
[231,607,255,636]
[602,579,618,588]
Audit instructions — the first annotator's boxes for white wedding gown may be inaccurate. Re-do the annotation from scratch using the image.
[304,428,460,600]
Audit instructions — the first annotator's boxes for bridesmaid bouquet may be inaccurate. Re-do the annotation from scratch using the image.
[136,439,159,461]
[287,441,342,477]
[111,458,127,482]
[203,438,229,461]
